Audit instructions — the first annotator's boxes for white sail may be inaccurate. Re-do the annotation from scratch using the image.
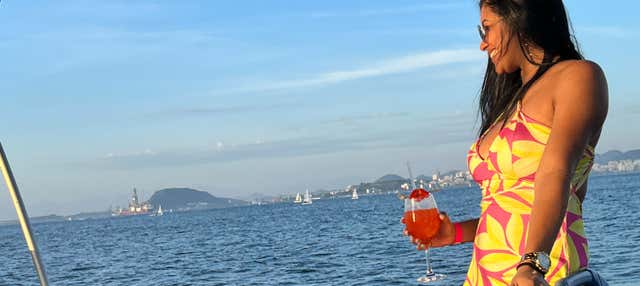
[302,189,312,205]
[157,205,163,216]
[294,192,302,203]
[352,189,359,200]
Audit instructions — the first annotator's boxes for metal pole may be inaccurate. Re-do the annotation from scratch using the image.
[0,143,49,286]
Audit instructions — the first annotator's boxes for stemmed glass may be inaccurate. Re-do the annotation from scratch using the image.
[404,188,446,283]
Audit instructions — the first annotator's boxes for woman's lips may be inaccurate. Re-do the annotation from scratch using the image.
[489,49,500,65]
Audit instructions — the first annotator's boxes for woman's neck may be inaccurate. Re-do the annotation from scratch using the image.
[519,48,545,85]
[520,59,539,85]
[520,63,538,85]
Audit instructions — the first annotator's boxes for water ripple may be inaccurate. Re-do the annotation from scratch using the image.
[0,173,639,285]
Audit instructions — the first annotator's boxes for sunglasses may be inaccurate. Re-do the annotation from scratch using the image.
[477,19,502,42]
[477,25,487,42]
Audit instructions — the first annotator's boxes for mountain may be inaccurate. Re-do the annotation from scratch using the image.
[375,174,406,183]
[363,174,409,192]
[595,149,640,164]
[147,188,248,211]
[416,175,431,181]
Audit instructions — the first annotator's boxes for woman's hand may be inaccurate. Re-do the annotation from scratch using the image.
[509,265,549,286]
[402,212,456,250]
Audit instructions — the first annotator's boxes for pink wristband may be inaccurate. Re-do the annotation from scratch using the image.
[453,222,463,244]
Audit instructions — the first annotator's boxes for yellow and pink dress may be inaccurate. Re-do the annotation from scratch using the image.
[464,104,594,285]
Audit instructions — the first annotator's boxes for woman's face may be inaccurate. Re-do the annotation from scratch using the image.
[479,6,522,74]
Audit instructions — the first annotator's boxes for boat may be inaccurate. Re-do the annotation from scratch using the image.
[351,189,359,200]
[302,189,312,205]
[151,205,164,217]
[112,188,154,217]
[294,192,302,203]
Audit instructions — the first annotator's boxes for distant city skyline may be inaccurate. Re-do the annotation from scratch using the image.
[2,0,640,220]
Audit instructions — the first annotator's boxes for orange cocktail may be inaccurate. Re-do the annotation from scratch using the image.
[404,208,441,245]
[403,188,446,282]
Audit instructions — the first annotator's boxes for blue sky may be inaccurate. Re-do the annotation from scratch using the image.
[1,0,639,219]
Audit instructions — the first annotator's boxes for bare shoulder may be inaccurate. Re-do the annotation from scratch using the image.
[556,60,605,80]
[549,60,609,128]
[551,60,608,105]
[553,60,607,89]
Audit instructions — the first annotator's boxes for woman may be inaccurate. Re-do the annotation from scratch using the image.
[403,0,608,285]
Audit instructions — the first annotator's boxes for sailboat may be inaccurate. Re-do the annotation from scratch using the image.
[156,205,163,216]
[352,189,359,200]
[151,204,164,216]
[302,189,312,205]
[294,192,302,203]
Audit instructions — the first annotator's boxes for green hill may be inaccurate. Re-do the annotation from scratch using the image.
[147,188,248,211]
[595,149,640,164]
[375,174,406,183]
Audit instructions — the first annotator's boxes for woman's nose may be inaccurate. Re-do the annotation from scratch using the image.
[479,41,489,51]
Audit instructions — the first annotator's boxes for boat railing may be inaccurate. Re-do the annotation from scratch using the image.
[1,143,49,286]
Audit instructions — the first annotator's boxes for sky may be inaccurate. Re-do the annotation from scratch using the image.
[1,0,639,220]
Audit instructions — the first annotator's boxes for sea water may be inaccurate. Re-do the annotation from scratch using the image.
[1,173,639,285]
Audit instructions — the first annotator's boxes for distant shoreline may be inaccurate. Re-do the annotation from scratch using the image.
[590,170,640,177]
[1,172,638,225]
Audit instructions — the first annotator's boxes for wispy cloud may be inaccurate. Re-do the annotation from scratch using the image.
[105,149,157,159]
[2,28,230,77]
[89,126,475,170]
[214,48,483,95]
[286,109,476,134]
[427,64,485,80]
[324,112,411,125]
[148,102,304,118]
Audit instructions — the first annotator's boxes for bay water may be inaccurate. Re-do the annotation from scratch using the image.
[1,173,639,285]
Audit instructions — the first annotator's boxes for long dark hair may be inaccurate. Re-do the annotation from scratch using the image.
[477,0,583,136]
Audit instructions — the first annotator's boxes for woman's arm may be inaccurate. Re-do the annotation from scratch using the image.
[447,218,478,245]
[409,216,479,249]
[510,61,607,285]
[524,61,608,256]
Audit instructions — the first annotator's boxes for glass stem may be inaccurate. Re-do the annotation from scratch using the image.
[424,248,434,276]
